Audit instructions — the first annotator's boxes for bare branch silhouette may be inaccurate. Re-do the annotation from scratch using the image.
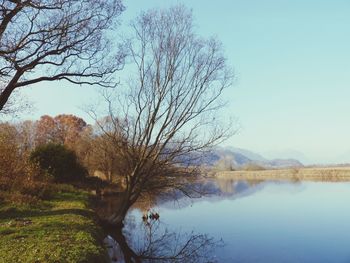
[88,5,235,226]
[0,0,125,112]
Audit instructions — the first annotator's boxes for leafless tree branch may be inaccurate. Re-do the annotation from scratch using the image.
[88,5,235,226]
[0,0,125,112]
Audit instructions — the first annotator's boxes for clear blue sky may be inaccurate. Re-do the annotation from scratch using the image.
[18,0,350,164]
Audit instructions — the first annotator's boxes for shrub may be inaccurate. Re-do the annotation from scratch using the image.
[17,182,57,200]
[0,191,40,205]
[30,143,87,183]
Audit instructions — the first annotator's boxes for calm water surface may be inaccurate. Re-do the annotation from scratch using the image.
[119,179,350,262]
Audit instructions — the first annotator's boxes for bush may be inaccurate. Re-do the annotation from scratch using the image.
[0,191,40,205]
[30,143,87,183]
[17,182,57,200]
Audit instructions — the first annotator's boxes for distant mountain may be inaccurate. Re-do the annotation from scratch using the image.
[200,147,304,169]
[225,147,267,163]
[263,149,310,165]
[201,147,252,167]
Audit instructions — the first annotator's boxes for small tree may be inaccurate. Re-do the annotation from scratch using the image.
[0,0,125,112]
[90,6,234,226]
[88,133,120,183]
[30,143,87,183]
[0,122,22,179]
[0,121,41,186]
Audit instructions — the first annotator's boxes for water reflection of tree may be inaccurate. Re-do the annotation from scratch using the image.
[107,219,222,263]
[98,178,270,262]
[97,179,218,217]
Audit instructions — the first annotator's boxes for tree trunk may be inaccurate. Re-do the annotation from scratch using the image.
[102,192,142,262]
[107,194,133,226]
[109,227,141,263]
[0,83,16,112]
[0,70,24,112]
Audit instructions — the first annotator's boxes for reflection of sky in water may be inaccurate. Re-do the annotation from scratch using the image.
[127,181,350,262]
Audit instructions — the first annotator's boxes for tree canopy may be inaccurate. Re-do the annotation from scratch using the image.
[0,0,125,112]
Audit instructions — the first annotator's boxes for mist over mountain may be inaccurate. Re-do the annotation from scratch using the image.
[201,147,304,169]
[262,149,311,165]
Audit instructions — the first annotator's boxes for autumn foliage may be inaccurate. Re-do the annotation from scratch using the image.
[0,114,94,202]
[0,123,23,179]
[35,114,87,147]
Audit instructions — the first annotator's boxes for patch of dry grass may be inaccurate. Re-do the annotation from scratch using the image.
[214,167,350,182]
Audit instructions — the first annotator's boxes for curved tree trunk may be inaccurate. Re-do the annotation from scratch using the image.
[107,193,134,226]
[110,227,141,263]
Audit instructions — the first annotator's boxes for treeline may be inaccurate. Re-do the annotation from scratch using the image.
[0,114,120,203]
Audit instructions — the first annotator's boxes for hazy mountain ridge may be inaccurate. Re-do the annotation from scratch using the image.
[202,147,304,169]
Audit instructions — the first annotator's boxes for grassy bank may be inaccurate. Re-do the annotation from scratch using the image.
[215,167,350,182]
[0,189,108,263]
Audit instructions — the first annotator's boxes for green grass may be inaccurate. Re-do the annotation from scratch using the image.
[0,190,109,263]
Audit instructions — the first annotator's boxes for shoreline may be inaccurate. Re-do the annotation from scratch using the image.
[213,167,350,182]
[2,167,350,262]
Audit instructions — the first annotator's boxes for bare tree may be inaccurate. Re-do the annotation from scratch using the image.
[91,5,234,226]
[0,0,125,112]
[87,132,121,183]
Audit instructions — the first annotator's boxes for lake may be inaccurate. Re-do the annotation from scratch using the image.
[106,178,350,262]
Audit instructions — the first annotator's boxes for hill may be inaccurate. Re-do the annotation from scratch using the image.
[200,147,304,170]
